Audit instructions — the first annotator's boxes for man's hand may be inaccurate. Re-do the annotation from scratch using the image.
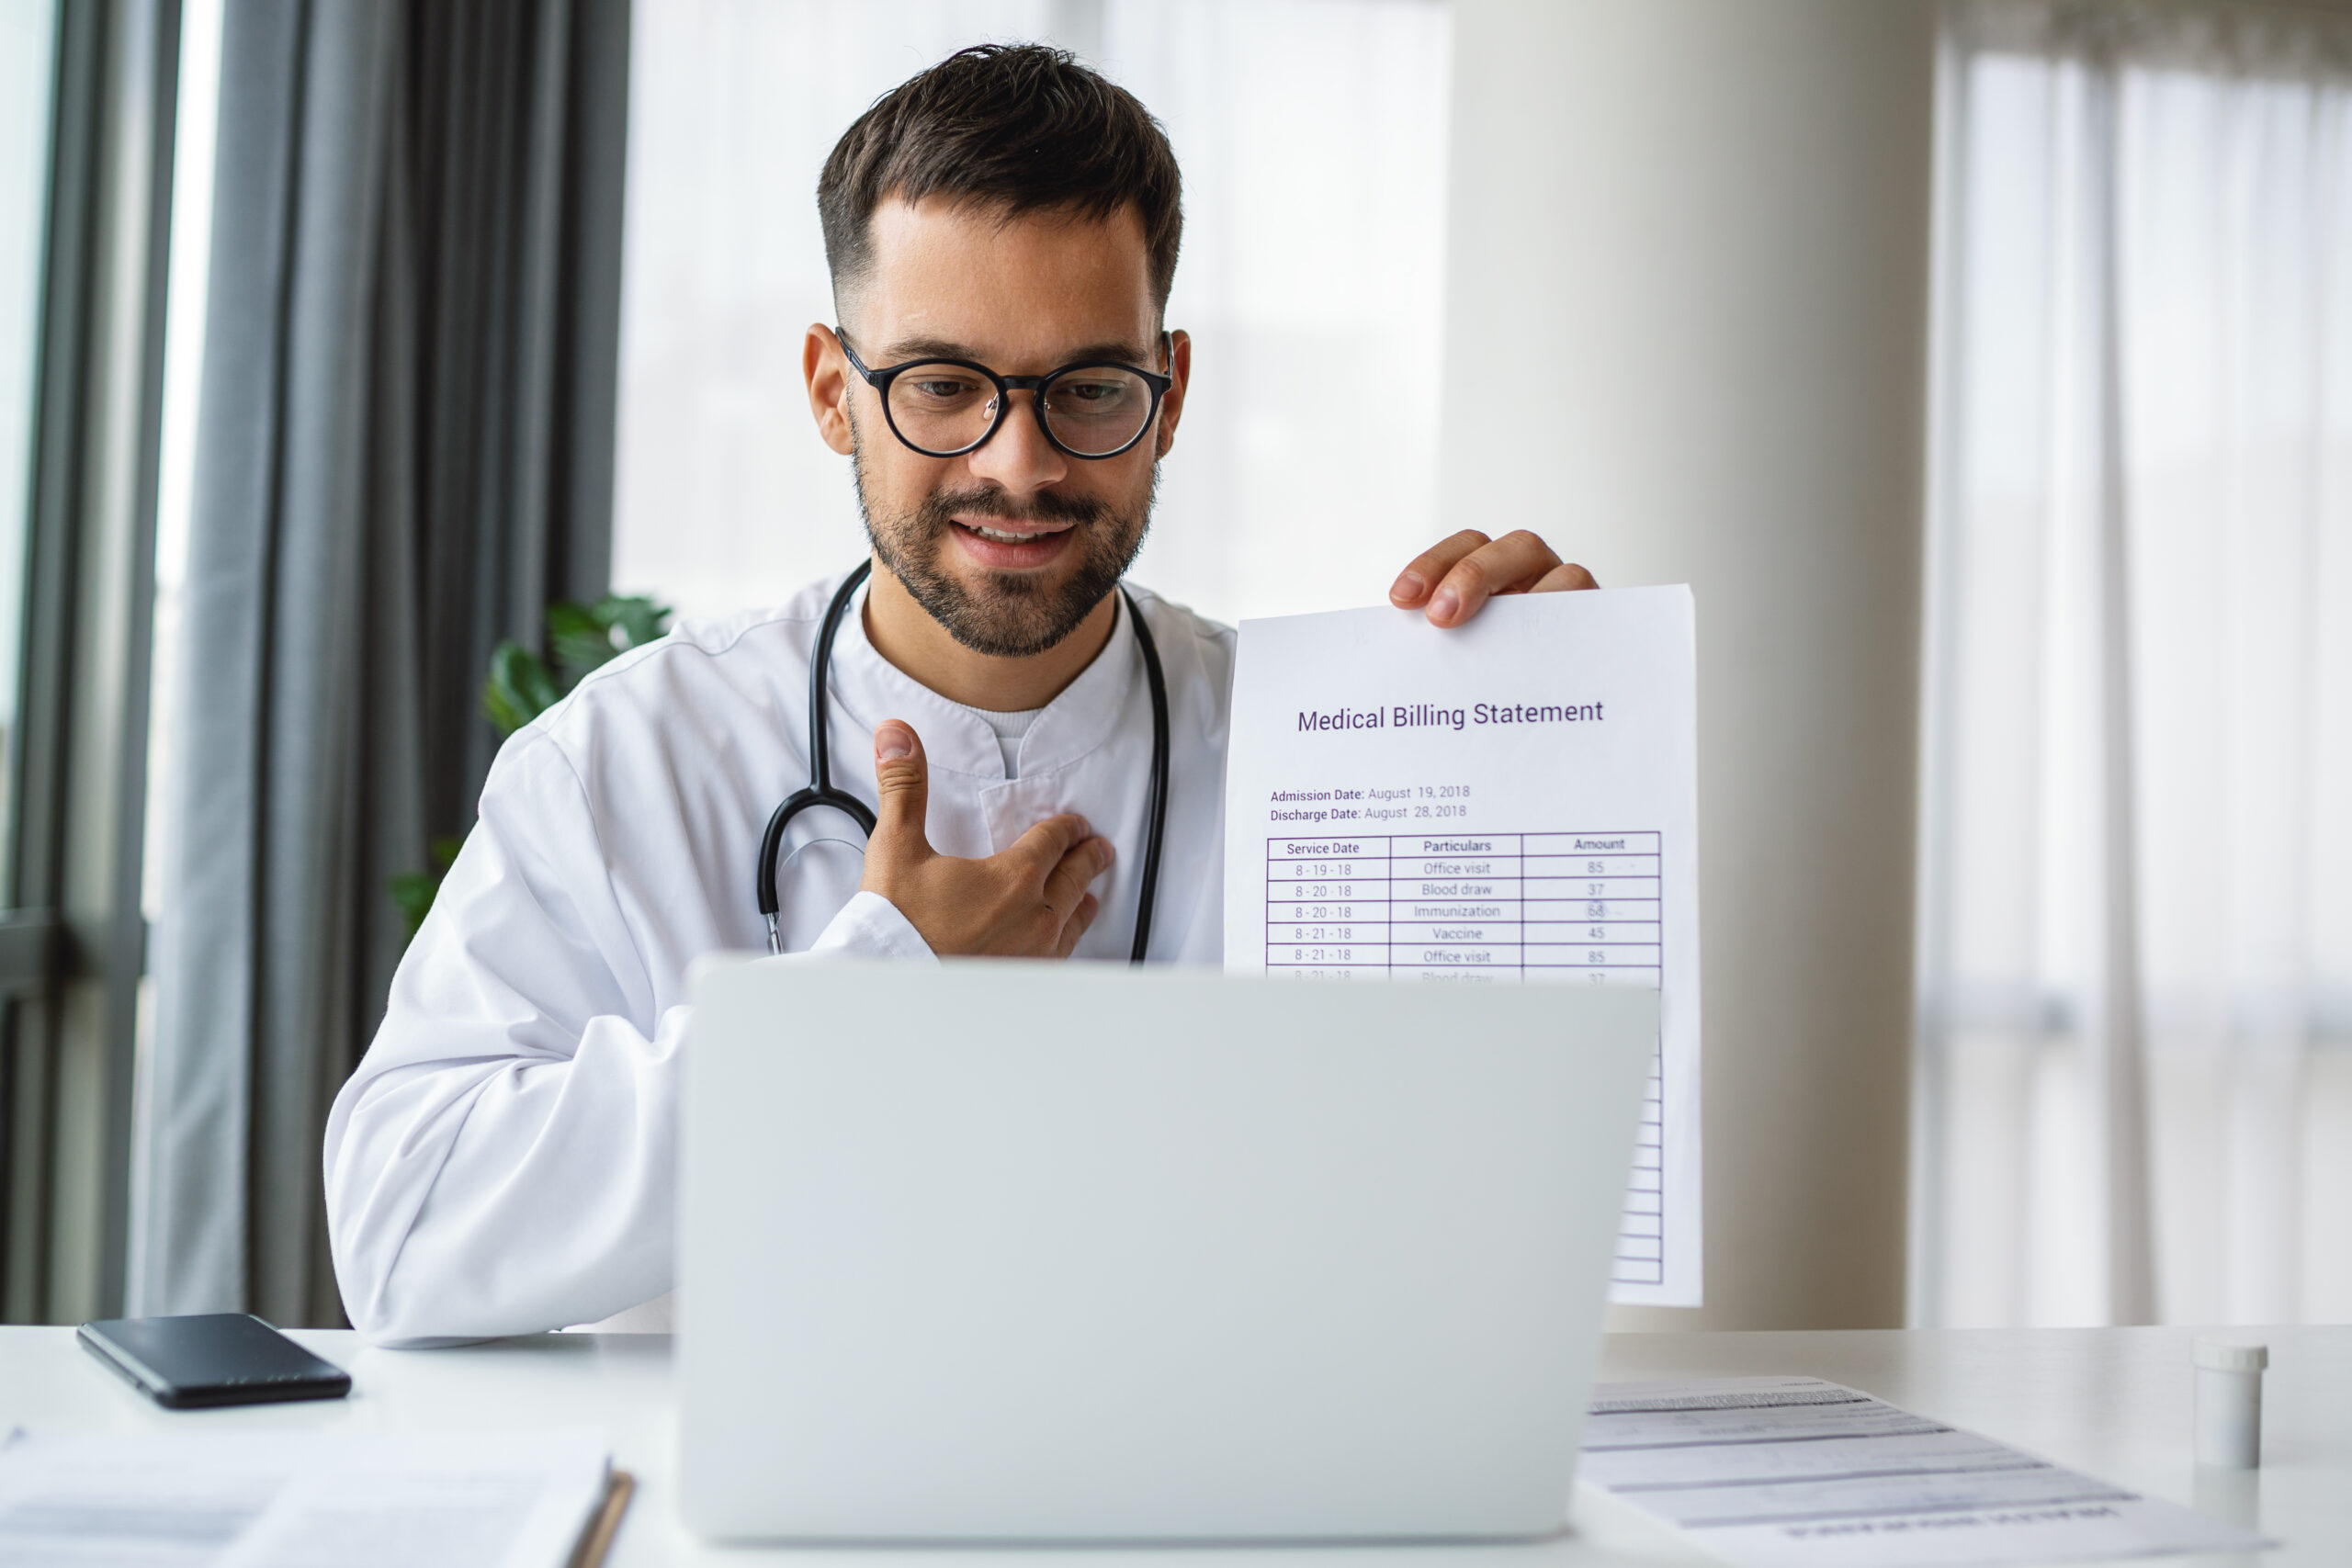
[1388,529,1599,626]
[859,721,1113,957]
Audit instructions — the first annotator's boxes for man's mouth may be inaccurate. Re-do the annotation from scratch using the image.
[955,518,1073,544]
[946,514,1080,570]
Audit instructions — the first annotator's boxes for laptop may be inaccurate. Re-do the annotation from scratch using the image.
[679,959,1657,1543]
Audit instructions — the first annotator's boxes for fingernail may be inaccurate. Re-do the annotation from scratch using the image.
[1430,587,1460,621]
[1097,839,1116,869]
[1392,571,1424,602]
[876,725,913,761]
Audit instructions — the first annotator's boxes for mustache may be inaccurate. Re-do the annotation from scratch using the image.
[917,486,1112,530]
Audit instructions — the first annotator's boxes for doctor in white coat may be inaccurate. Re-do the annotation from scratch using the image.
[322,42,1596,1344]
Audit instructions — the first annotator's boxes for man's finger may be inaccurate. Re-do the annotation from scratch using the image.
[1532,560,1600,593]
[1054,893,1101,959]
[1388,529,1492,609]
[869,721,932,852]
[1040,836,1114,919]
[1006,813,1094,881]
[1424,530,1564,626]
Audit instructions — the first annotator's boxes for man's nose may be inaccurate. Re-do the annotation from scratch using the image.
[964,389,1069,495]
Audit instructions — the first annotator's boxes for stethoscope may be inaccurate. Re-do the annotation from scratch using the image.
[754,559,1172,963]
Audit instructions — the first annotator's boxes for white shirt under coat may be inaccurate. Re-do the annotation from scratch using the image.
[322,572,1233,1345]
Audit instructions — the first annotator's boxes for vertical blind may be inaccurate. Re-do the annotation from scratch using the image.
[135,0,628,1325]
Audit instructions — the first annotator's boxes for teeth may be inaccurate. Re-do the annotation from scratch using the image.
[970,525,1046,544]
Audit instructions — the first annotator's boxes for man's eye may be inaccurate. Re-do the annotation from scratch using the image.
[907,378,981,401]
[1059,379,1123,403]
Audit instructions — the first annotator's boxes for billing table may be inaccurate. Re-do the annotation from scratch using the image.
[1,1326,2344,1566]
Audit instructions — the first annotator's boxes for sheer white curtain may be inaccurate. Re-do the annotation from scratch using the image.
[1915,0,2352,1328]
[611,0,1451,627]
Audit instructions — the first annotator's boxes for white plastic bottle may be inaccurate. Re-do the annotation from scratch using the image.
[2193,1337,2267,1469]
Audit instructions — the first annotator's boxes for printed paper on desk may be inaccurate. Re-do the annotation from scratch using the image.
[1580,1377,2273,1568]
[1223,586,1701,1306]
[0,1426,614,1568]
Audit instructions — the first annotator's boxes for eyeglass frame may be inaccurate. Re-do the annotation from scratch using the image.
[837,330,1176,461]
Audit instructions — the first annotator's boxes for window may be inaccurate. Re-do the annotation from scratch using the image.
[0,0,180,1323]
[0,0,60,889]
[610,0,1453,628]
[1915,3,2352,1327]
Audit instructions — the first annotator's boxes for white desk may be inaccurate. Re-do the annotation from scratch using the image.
[3,1326,2343,1565]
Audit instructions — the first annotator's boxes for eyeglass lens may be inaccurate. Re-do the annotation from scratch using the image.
[888,364,1154,457]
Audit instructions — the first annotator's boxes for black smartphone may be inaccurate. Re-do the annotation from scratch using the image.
[77,1313,352,1409]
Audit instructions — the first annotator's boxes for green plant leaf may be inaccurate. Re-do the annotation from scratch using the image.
[481,641,562,736]
[546,594,672,684]
[595,594,671,655]
[389,834,471,949]
[545,600,610,682]
[390,872,439,942]
[404,595,678,955]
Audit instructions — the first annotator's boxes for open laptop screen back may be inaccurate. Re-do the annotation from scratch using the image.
[681,961,1657,1542]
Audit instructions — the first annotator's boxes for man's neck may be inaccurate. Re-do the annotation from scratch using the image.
[861,557,1120,713]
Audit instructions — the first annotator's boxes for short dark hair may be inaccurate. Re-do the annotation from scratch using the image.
[818,44,1184,314]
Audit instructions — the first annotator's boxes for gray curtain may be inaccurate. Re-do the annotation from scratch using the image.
[136,0,630,1325]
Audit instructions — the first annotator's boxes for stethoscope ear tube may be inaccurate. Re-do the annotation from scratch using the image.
[756,564,1171,964]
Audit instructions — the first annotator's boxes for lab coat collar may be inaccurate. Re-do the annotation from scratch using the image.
[824,575,1142,784]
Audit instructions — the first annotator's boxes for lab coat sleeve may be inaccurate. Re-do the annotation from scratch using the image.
[809,888,933,958]
[322,736,933,1347]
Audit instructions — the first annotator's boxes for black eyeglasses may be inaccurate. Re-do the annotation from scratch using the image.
[839,331,1174,460]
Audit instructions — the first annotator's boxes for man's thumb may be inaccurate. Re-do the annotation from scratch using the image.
[871,720,930,847]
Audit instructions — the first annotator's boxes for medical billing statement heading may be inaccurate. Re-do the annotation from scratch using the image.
[1223,586,1701,1306]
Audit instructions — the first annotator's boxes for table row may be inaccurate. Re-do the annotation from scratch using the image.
[1308,873,1658,895]
[1272,923,1658,945]
[1270,831,1662,858]
[1270,897,1660,918]
[1267,956,1664,977]
[1273,858,1660,882]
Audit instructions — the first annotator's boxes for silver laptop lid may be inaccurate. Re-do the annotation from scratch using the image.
[682,960,1657,1543]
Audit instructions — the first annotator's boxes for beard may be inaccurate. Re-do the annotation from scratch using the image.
[853,430,1155,659]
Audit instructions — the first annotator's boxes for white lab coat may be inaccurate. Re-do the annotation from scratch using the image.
[322,571,1232,1344]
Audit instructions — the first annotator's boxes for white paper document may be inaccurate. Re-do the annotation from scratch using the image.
[1223,587,1701,1305]
[1581,1377,2272,1568]
[0,1427,612,1568]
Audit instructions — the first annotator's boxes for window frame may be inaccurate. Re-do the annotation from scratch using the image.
[0,0,179,1324]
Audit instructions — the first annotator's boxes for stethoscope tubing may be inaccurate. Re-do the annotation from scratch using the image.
[755,561,1170,964]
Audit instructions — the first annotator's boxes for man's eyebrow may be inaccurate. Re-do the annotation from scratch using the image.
[876,335,1159,368]
[876,334,978,363]
[1060,340,1160,368]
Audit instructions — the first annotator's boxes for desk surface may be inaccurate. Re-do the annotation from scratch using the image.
[1,1325,2342,1566]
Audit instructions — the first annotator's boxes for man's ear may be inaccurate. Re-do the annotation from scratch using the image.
[1154,328,1192,458]
[804,323,858,457]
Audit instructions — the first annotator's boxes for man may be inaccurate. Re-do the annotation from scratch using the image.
[324,43,1593,1343]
